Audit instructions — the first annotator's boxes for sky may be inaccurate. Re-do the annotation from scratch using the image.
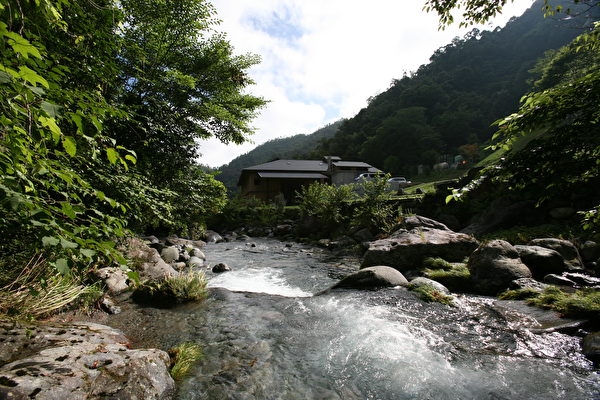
[199,0,535,168]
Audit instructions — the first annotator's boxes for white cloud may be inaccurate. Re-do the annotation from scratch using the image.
[199,0,534,167]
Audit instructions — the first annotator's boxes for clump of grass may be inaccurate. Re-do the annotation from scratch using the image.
[498,288,541,300]
[423,263,471,292]
[422,257,454,270]
[0,255,101,319]
[168,342,203,380]
[133,270,208,307]
[408,284,454,306]
[527,287,600,319]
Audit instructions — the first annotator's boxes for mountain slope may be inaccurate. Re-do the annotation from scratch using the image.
[315,0,596,176]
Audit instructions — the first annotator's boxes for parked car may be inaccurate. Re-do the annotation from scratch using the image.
[387,177,412,192]
[354,172,385,182]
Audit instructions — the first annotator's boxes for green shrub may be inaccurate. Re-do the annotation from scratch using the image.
[351,175,397,233]
[408,284,454,306]
[422,257,454,270]
[527,287,600,319]
[0,255,102,319]
[423,264,471,292]
[296,182,356,228]
[169,342,203,380]
[132,271,208,307]
[498,288,541,300]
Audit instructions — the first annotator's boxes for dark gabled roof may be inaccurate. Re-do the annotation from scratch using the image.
[242,159,328,172]
[332,161,373,168]
[258,172,329,179]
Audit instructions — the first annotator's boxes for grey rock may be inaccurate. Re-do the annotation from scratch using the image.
[212,263,231,273]
[515,245,567,279]
[178,251,191,262]
[204,230,224,243]
[160,246,180,263]
[409,277,450,295]
[582,332,600,366]
[275,224,293,235]
[95,267,130,295]
[187,256,205,268]
[362,225,478,272]
[141,235,159,244]
[99,295,121,315]
[400,215,450,231]
[166,237,206,248]
[190,248,206,259]
[237,234,250,241]
[468,240,532,295]
[563,272,600,287]
[353,228,375,243]
[0,320,174,400]
[509,278,549,292]
[317,239,331,248]
[126,238,177,280]
[333,266,409,289]
[172,262,187,271]
[330,236,356,249]
[581,241,600,263]
[543,274,576,287]
[529,238,583,270]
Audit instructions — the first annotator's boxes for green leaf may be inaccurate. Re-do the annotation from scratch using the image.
[125,154,137,164]
[39,116,62,141]
[61,202,76,219]
[54,258,70,274]
[41,101,61,118]
[62,136,77,157]
[60,238,78,249]
[42,236,60,247]
[80,249,96,258]
[4,32,42,59]
[18,66,49,88]
[106,148,118,164]
[0,71,12,83]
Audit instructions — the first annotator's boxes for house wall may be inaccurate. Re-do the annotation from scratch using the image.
[331,167,371,185]
[240,172,326,204]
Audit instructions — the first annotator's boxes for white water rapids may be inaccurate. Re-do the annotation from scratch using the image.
[140,239,600,399]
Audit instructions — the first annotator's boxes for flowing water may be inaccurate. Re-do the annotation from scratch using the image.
[120,238,599,399]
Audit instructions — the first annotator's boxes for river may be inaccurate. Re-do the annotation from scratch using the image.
[112,238,600,399]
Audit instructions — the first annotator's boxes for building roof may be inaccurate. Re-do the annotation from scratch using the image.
[332,161,373,168]
[243,159,328,172]
[258,172,329,179]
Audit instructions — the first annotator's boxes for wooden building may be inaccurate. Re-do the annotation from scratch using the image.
[238,157,379,203]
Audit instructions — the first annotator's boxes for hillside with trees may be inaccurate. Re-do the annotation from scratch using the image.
[216,120,342,194]
[313,0,597,177]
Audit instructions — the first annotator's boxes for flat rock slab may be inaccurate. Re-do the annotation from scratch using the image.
[362,227,479,272]
[0,320,174,399]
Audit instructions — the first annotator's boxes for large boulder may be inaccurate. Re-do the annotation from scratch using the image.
[125,237,177,280]
[514,245,567,279]
[160,246,180,263]
[362,218,478,272]
[333,266,409,289]
[528,238,583,270]
[468,240,532,295]
[0,320,174,399]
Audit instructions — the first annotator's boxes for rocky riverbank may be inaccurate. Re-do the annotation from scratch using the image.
[2,215,598,398]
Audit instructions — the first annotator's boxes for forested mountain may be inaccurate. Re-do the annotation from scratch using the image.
[216,120,342,194]
[312,0,597,176]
